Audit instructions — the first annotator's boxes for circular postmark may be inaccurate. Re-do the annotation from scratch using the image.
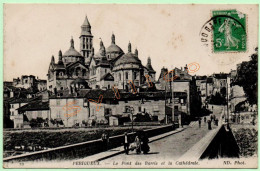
[200,10,247,53]
[187,62,200,73]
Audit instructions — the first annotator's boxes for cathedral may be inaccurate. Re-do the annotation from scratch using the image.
[47,15,156,92]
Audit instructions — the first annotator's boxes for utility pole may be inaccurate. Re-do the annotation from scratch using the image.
[226,78,229,126]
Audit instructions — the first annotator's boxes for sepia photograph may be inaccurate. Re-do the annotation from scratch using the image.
[2,4,258,168]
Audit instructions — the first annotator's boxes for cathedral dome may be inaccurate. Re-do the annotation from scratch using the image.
[107,44,124,54]
[63,38,83,57]
[106,33,124,54]
[114,52,141,67]
[114,42,142,68]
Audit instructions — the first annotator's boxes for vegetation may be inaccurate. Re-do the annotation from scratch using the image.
[3,126,156,156]
[209,92,227,105]
[233,128,258,157]
[234,47,257,105]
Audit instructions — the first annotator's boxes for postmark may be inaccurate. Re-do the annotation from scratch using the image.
[200,9,247,53]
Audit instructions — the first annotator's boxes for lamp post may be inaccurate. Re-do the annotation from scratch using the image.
[126,106,134,132]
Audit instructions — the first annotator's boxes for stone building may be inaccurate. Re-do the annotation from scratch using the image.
[47,15,156,92]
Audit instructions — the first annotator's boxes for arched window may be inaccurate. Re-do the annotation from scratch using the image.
[125,72,128,80]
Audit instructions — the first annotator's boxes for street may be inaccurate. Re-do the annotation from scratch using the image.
[100,105,224,163]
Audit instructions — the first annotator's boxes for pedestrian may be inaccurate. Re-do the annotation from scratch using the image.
[134,135,141,154]
[210,114,213,121]
[141,132,150,154]
[215,118,219,126]
[101,132,109,151]
[198,119,201,128]
[123,132,130,155]
[207,120,212,130]
[204,116,206,123]
[212,106,214,111]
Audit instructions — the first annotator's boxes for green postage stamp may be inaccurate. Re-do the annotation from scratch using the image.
[212,10,247,53]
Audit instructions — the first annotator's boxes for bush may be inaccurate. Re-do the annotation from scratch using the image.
[233,128,258,157]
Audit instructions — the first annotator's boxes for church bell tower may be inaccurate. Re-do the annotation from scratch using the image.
[80,15,93,60]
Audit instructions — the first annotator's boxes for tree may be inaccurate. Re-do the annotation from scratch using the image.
[235,48,257,105]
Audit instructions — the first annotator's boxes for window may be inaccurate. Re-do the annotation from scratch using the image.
[59,72,63,76]
[119,73,121,81]
[125,72,128,80]
[108,85,110,89]
[134,72,137,80]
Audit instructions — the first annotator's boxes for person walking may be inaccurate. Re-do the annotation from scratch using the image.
[101,132,109,151]
[207,120,212,130]
[204,116,206,123]
[141,133,150,154]
[134,135,141,154]
[123,132,130,155]
[198,118,201,128]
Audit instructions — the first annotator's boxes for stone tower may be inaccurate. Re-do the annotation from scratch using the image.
[79,15,93,61]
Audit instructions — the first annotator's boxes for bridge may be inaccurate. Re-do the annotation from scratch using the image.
[4,105,239,168]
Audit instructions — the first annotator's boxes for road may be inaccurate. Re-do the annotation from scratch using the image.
[100,105,224,163]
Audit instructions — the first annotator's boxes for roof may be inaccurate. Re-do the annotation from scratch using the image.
[213,73,228,79]
[107,44,124,54]
[114,52,142,67]
[17,101,49,112]
[82,15,91,27]
[146,63,155,73]
[49,89,91,99]
[63,47,83,57]
[195,76,207,80]
[9,96,41,104]
[100,73,114,81]
[53,63,65,70]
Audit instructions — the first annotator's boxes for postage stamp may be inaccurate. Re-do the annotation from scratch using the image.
[212,10,247,53]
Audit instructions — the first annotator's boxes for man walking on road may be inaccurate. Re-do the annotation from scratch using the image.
[123,132,130,155]
[198,119,201,128]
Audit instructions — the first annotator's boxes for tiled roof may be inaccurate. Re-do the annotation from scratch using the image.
[9,96,41,104]
[17,100,49,112]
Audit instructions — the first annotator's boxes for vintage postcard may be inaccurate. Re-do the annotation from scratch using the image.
[3,4,258,168]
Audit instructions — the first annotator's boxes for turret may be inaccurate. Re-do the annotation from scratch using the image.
[135,48,138,57]
[128,41,132,53]
[80,15,93,58]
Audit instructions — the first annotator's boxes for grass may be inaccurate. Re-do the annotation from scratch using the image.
[3,126,158,158]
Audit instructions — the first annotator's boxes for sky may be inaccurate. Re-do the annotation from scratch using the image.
[3,4,258,81]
